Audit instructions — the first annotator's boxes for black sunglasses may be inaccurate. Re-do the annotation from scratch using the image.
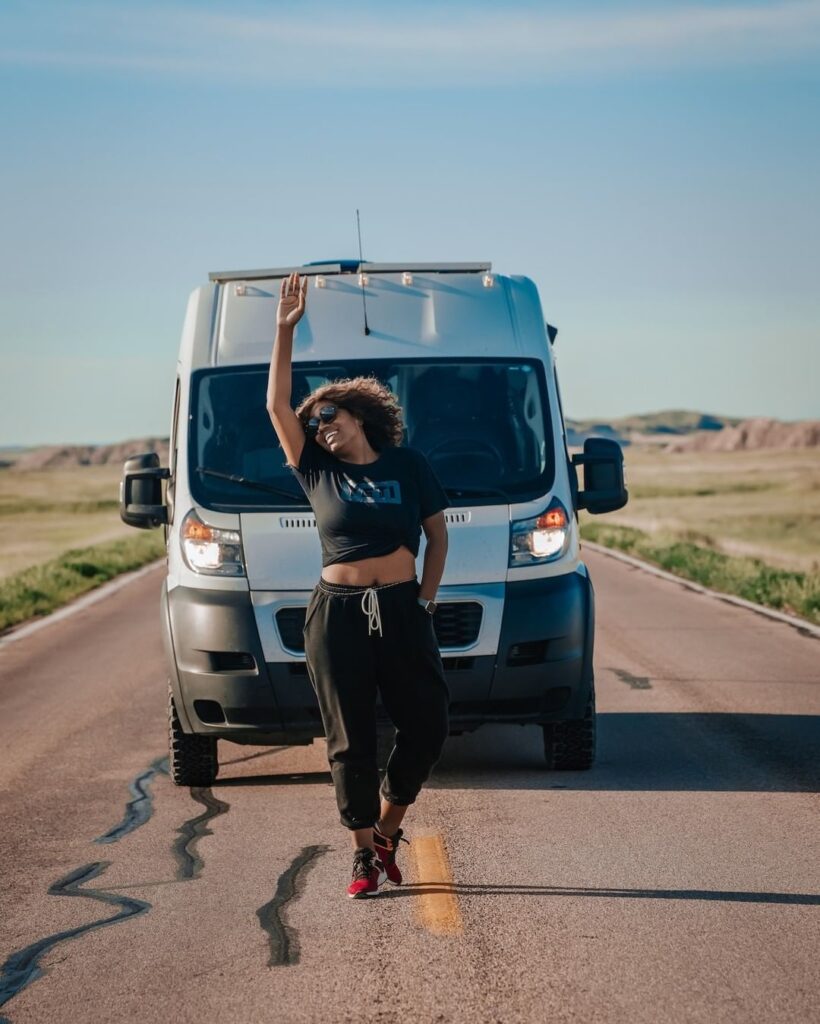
[305,404,340,436]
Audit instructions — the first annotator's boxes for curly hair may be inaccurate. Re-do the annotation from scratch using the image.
[295,376,405,450]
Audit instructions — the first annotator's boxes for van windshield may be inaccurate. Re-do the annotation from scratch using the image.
[188,359,554,510]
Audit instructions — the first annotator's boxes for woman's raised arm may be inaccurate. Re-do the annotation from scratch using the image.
[266,271,307,409]
[266,271,308,467]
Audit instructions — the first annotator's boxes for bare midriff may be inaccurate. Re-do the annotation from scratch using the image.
[321,545,417,587]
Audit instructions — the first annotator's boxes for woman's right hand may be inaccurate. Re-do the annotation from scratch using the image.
[277,272,308,328]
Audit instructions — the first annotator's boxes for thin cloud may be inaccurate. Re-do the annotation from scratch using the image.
[2,2,820,83]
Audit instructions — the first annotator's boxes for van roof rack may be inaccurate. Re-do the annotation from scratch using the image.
[208,262,492,283]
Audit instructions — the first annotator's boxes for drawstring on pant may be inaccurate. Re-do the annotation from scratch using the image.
[361,587,383,637]
[317,576,416,639]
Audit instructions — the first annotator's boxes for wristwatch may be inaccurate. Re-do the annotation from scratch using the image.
[417,597,438,615]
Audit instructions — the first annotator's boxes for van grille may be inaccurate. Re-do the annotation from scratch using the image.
[279,515,317,529]
[275,601,483,653]
[433,602,483,648]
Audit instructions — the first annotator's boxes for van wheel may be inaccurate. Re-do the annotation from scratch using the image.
[168,681,219,786]
[542,682,596,770]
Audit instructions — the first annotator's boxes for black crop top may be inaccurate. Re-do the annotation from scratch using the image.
[287,439,449,567]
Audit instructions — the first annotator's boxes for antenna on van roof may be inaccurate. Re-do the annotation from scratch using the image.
[356,209,371,336]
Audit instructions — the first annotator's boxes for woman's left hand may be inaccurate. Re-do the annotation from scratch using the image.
[277,272,308,328]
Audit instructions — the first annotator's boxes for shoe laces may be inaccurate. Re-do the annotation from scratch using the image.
[374,827,409,863]
[351,847,377,881]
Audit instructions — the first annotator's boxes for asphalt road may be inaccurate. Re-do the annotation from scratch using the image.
[1,551,818,1024]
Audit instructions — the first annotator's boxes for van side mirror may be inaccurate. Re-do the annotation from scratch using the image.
[120,452,170,529]
[571,438,628,514]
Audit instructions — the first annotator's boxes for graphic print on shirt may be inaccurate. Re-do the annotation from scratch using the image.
[340,475,402,505]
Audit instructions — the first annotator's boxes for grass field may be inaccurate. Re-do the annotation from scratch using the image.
[580,446,820,624]
[0,465,139,579]
[0,463,164,633]
[0,532,166,632]
[593,447,820,571]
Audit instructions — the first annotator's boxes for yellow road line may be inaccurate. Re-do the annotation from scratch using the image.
[409,832,463,936]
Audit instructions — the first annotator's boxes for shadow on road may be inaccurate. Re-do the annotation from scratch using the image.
[214,771,332,787]
[203,713,818,793]
[377,881,820,906]
[429,714,820,793]
[220,746,289,767]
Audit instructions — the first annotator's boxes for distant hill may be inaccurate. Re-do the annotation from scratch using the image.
[3,410,818,470]
[8,438,170,471]
[567,411,819,452]
[566,410,741,447]
[666,418,820,453]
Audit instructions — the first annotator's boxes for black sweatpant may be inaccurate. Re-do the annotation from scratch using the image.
[303,576,450,831]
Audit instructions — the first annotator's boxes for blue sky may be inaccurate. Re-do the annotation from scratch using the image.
[1,0,819,445]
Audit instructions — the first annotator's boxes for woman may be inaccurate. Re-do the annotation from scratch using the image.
[266,271,450,899]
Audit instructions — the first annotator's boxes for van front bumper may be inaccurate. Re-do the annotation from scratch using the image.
[162,584,298,742]
[482,567,594,723]
[162,565,594,741]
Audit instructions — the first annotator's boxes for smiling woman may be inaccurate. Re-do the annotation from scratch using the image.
[265,271,451,899]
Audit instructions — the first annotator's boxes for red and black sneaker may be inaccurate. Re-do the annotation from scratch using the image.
[373,826,409,886]
[347,847,387,899]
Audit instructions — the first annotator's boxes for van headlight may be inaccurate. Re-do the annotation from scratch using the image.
[509,499,570,566]
[180,509,245,576]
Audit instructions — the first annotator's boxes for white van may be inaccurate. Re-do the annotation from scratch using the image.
[120,261,627,785]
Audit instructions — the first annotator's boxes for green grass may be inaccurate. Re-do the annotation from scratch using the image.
[0,465,136,579]
[628,481,776,499]
[0,532,165,633]
[581,521,820,625]
[0,497,120,516]
[579,447,820,624]
[606,447,820,571]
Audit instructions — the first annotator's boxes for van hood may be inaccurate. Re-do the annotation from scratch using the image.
[240,505,510,591]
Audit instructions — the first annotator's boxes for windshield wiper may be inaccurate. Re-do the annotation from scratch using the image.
[444,485,509,499]
[195,467,304,502]
[197,467,504,502]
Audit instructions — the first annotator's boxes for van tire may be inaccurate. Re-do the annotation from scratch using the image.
[168,681,219,786]
[542,682,596,770]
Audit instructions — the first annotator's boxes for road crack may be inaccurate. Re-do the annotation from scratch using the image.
[257,845,331,966]
[94,755,169,844]
[0,862,150,1020]
[172,787,230,880]
[611,666,653,689]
